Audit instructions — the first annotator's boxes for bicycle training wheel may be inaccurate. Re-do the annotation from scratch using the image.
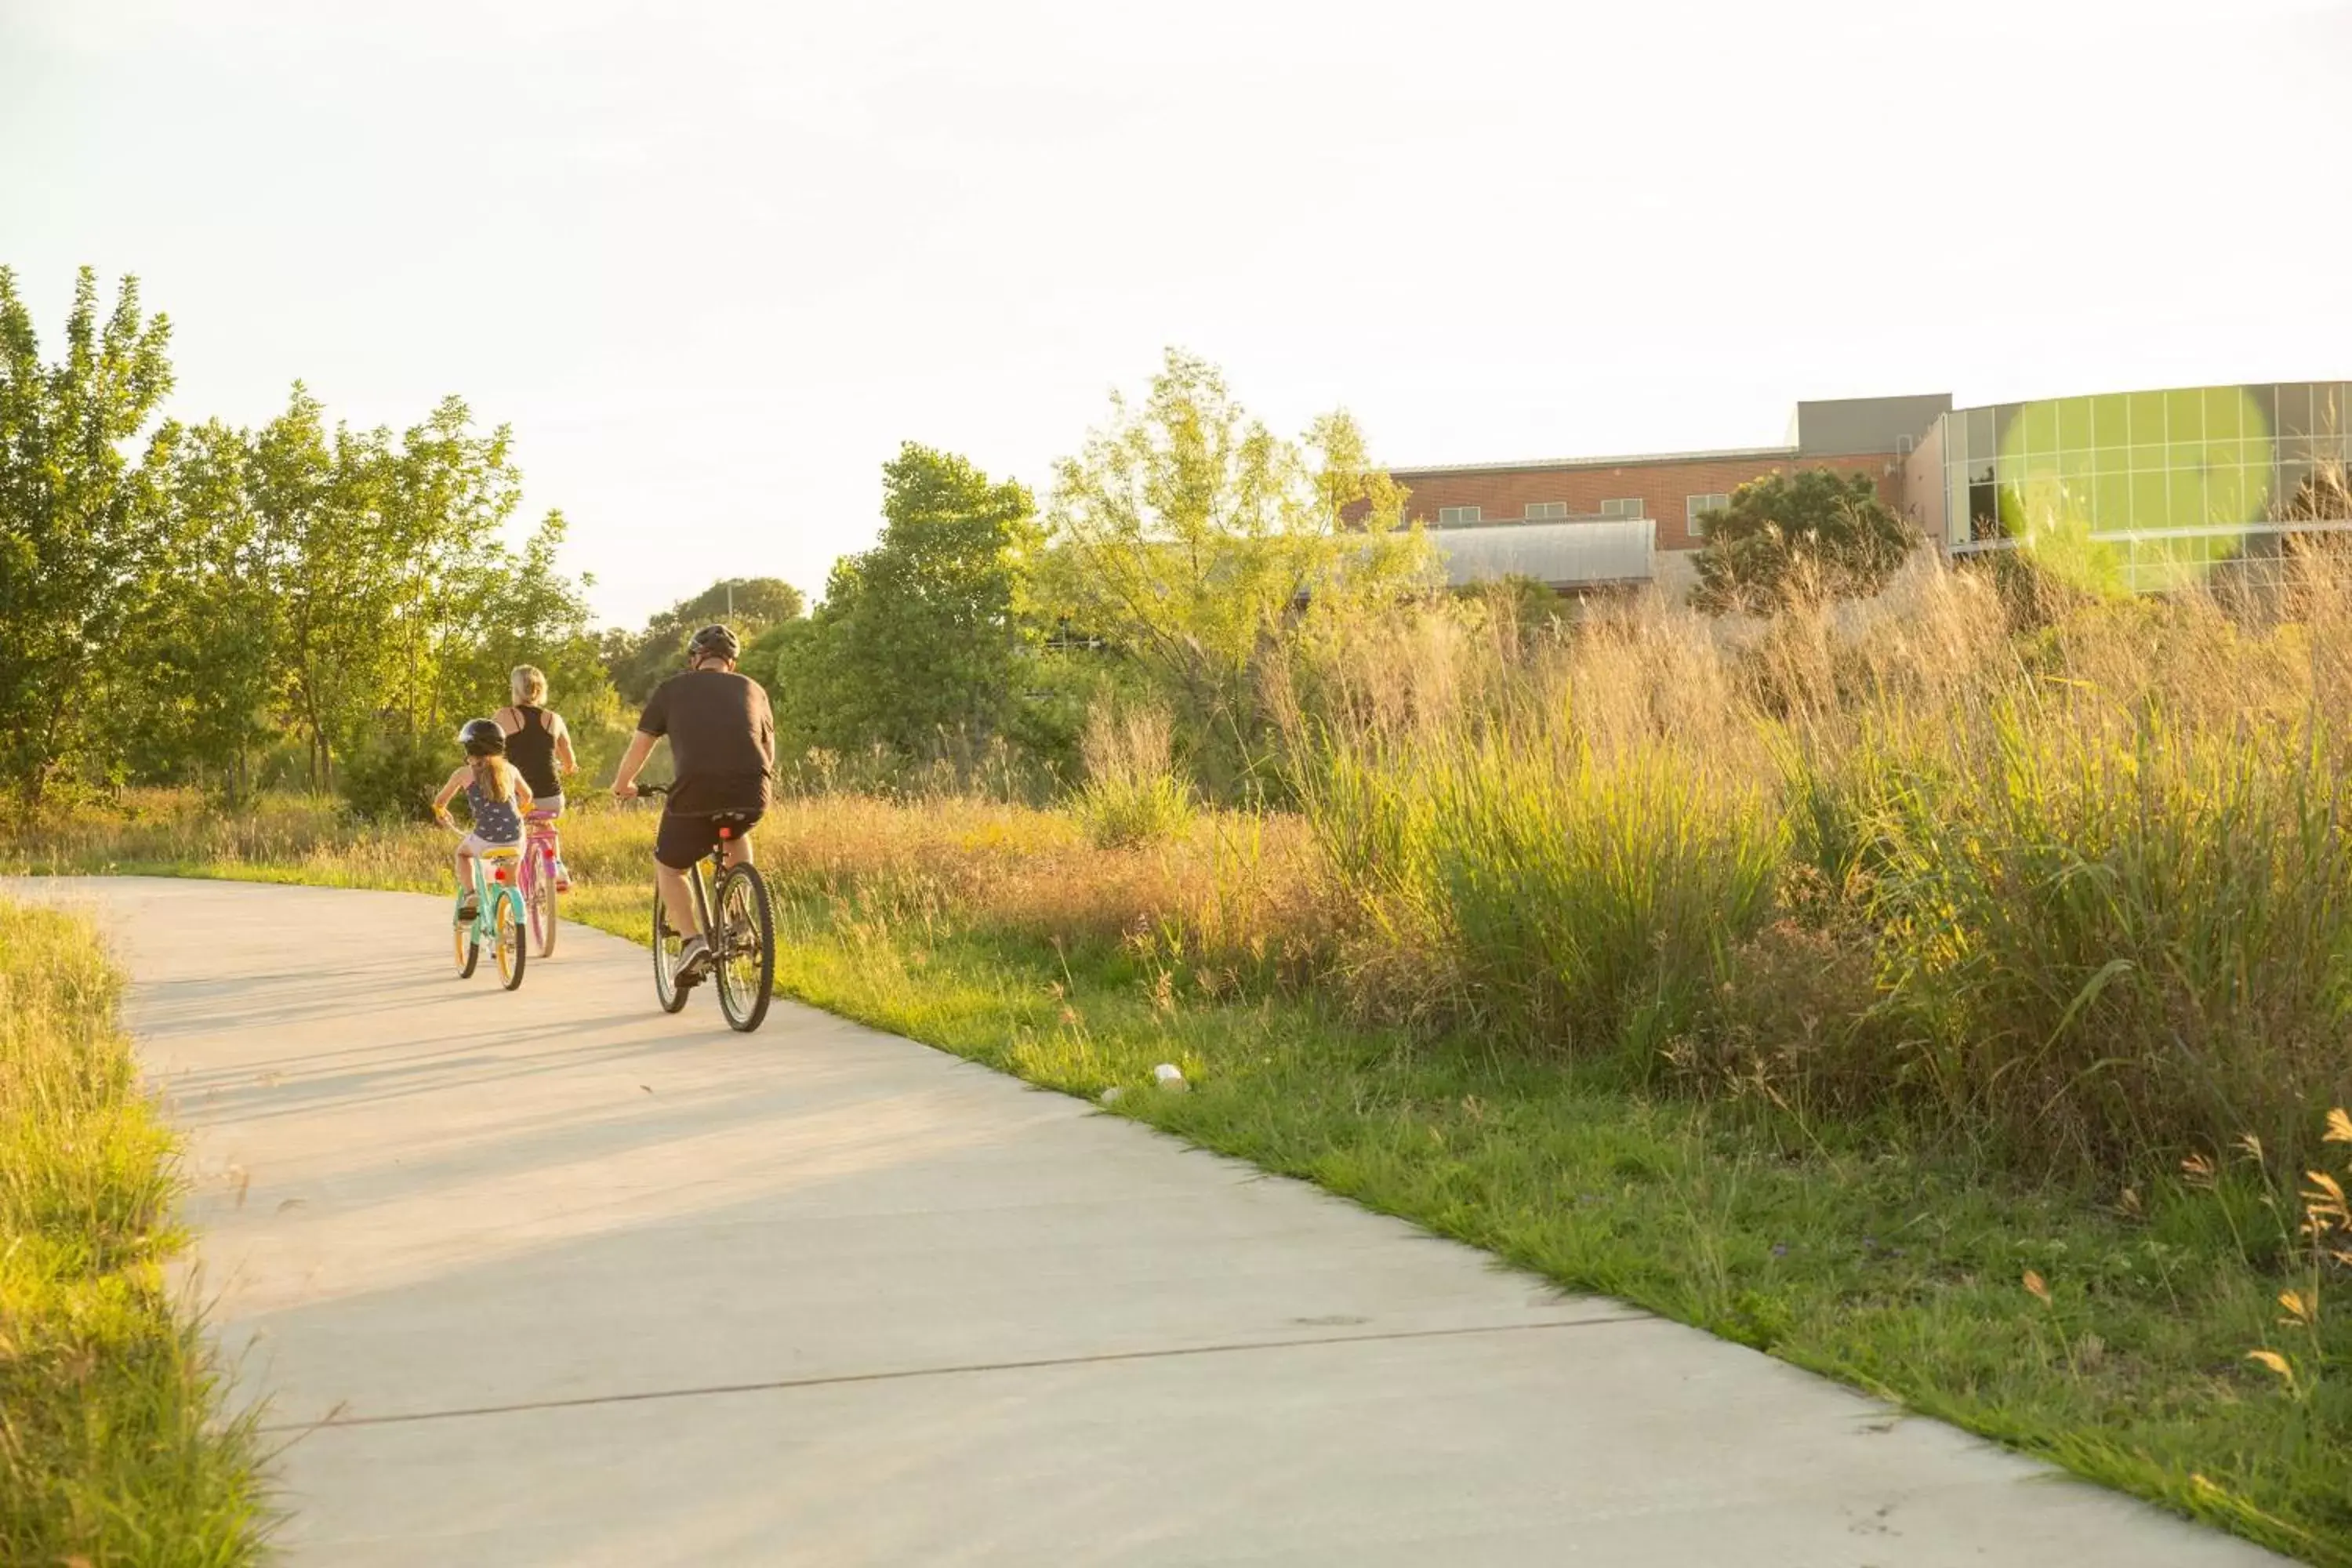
[652,891,690,1014]
[454,902,481,978]
[495,891,526,991]
[529,848,559,957]
[713,864,775,1033]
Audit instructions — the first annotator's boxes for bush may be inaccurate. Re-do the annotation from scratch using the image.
[337,727,447,822]
[1072,705,1196,849]
[1842,697,2352,1171]
[1692,468,1916,615]
[1295,677,1782,1062]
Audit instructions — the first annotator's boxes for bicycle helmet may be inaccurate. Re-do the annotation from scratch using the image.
[457,718,507,757]
[688,623,740,662]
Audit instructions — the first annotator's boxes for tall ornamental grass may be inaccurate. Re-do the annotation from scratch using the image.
[0,898,269,1563]
[1289,550,2352,1174]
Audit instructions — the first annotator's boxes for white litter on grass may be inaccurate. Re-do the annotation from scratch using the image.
[1098,1086,1124,1105]
[1153,1063,1188,1093]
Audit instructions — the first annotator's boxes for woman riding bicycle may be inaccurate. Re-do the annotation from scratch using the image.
[432,720,535,920]
[496,664,579,891]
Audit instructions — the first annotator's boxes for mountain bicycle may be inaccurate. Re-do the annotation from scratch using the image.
[443,831,526,991]
[519,808,564,957]
[637,784,775,1032]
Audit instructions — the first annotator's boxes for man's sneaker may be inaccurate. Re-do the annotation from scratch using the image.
[675,935,713,983]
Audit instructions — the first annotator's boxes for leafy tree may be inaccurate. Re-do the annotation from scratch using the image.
[811,445,1038,753]
[247,389,604,793]
[1036,348,1435,779]
[742,615,829,756]
[750,447,1041,784]
[441,510,610,726]
[0,267,611,803]
[605,578,805,705]
[1690,468,1915,615]
[0,267,176,800]
[252,387,393,789]
[115,419,281,795]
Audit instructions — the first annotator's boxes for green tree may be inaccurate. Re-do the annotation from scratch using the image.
[0,267,176,800]
[1690,467,1916,615]
[252,387,395,788]
[812,445,1038,754]
[605,577,806,704]
[114,419,281,795]
[442,510,608,724]
[1036,348,1435,777]
[253,387,609,793]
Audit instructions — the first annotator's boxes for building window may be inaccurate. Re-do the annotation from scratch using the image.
[1598,497,1644,518]
[1895,434,1916,456]
[1525,501,1569,520]
[1686,493,1730,532]
[1436,505,1482,525]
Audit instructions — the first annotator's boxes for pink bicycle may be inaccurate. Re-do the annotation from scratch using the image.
[518,808,567,957]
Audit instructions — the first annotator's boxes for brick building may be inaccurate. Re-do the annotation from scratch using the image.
[1398,383,2352,601]
[1396,394,1951,601]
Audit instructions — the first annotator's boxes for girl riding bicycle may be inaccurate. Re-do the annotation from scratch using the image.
[496,665,579,891]
[433,720,535,920]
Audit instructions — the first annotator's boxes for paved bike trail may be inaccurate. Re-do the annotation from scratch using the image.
[14,878,2285,1566]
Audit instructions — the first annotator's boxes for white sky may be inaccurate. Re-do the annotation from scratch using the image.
[6,0,2349,626]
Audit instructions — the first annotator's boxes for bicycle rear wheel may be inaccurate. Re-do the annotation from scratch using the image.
[528,844,559,957]
[651,890,690,1013]
[495,891,527,990]
[713,864,775,1033]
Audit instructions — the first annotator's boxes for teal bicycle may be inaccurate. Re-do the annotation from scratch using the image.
[445,832,527,991]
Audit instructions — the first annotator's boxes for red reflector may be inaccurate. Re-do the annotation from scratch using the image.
[492,866,508,883]
[718,827,732,840]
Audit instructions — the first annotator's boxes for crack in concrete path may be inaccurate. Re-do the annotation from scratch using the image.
[263,1315,1648,1434]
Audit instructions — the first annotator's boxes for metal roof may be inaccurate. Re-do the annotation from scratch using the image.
[1390,444,1799,479]
[1429,517,1655,587]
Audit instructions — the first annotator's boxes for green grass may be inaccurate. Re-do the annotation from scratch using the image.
[0,897,270,1566]
[10,793,2350,1563]
[735,902,2352,1567]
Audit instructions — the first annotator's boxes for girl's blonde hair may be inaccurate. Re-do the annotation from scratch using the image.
[510,665,548,705]
[471,754,522,804]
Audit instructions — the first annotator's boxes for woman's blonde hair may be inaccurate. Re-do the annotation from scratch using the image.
[471,754,522,804]
[510,665,548,706]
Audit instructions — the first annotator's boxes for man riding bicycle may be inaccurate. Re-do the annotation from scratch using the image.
[611,624,776,978]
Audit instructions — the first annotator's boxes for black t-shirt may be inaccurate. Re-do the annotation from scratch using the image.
[637,670,775,815]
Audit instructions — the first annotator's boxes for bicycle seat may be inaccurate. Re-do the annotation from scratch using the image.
[479,845,523,860]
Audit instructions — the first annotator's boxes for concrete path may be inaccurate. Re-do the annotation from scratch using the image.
[16,877,2284,1566]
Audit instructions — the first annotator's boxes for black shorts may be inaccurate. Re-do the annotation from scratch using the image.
[654,808,763,871]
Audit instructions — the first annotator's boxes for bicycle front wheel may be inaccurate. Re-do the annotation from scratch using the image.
[713,864,775,1033]
[495,891,526,991]
[652,890,690,1013]
[454,902,480,978]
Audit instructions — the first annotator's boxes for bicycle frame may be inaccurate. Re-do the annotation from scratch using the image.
[518,811,561,897]
[459,850,522,934]
[635,783,772,1029]
[442,818,527,987]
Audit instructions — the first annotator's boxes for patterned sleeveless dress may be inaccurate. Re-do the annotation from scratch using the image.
[466,776,524,846]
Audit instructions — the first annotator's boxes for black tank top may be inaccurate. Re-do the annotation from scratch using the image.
[506,706,561,798]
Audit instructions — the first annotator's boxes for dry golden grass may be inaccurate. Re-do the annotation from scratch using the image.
[1280,549,2352,1173]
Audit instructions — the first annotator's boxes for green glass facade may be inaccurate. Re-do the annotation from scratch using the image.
[1939,383,2352,590]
